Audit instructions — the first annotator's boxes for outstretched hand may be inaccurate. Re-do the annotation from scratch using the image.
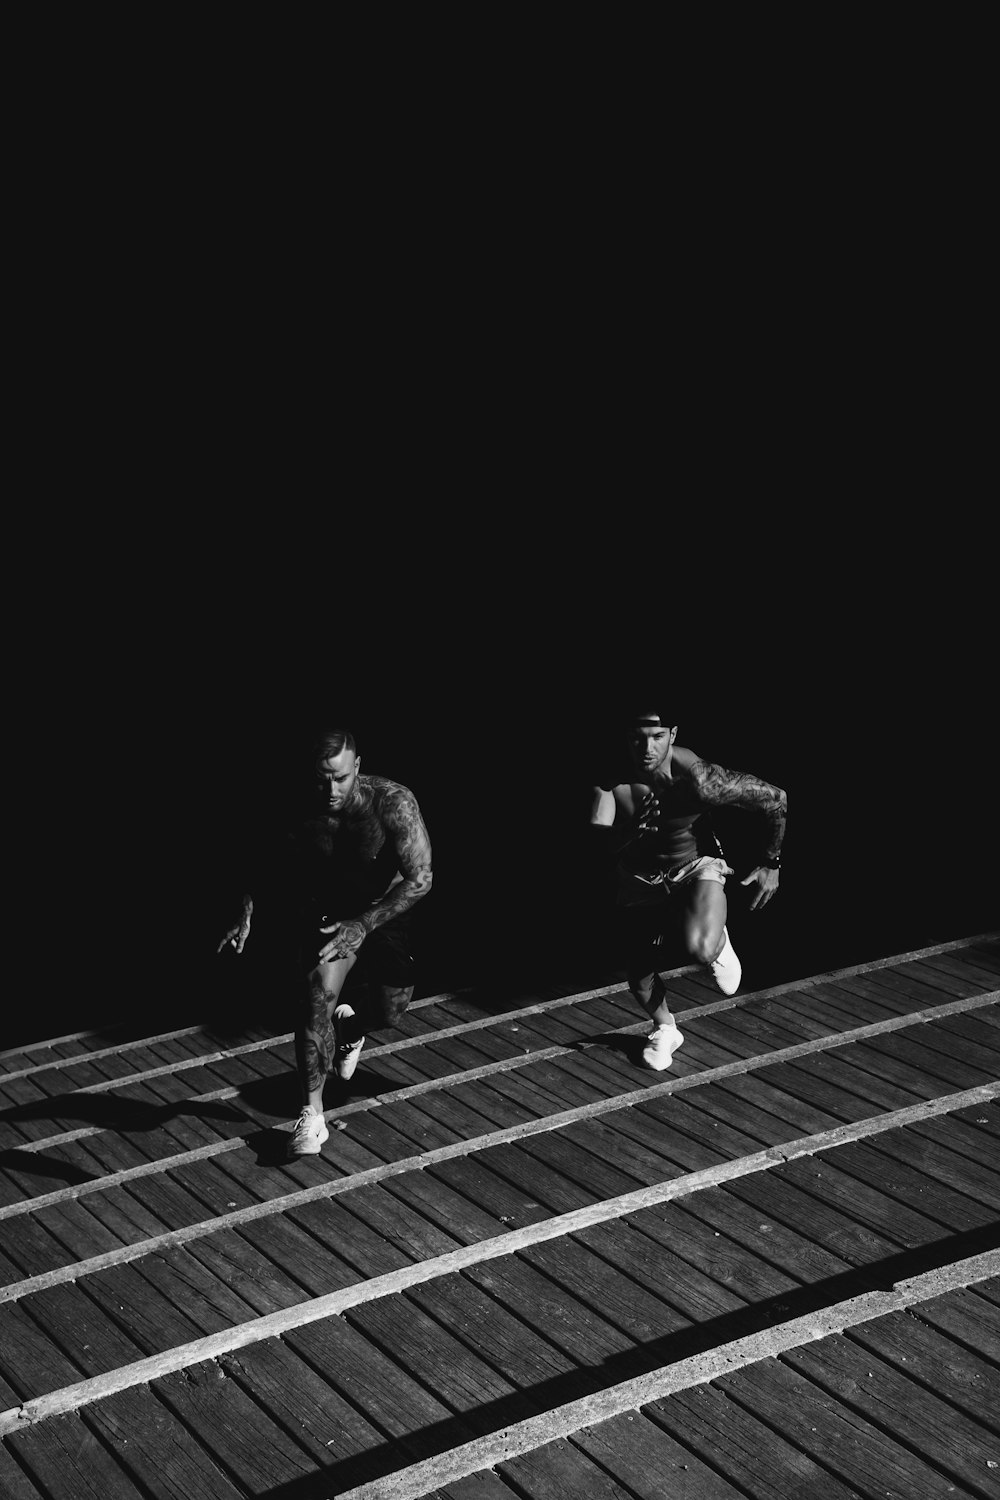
[318,917,368,963]
[740,866,779,911]
[216,917,251,955]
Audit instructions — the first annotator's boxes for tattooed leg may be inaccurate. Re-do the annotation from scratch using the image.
[294,956,356,1111]
[683,880,728,965]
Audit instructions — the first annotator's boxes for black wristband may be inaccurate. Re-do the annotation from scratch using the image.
[760,855,781,869]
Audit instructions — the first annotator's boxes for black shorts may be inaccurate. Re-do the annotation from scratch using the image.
[299,910,416,988]
[616,904,676,980]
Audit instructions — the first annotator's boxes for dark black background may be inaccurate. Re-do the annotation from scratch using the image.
[8,110,996,1048]
[10,506,995,1052]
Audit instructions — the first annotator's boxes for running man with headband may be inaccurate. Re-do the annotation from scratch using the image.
[590,708,786,1070]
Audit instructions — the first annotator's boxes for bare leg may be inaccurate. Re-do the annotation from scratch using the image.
[627,967,676,1027]
[294,955,356,1113]
[682,879,728,965]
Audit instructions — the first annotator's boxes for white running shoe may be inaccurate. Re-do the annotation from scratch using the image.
[710,927,742,996]
[642,1023,684,1071]
[289,1105,330,1156]
[333,1003,366,1081]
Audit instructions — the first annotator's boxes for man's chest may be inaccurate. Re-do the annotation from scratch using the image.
[298,813,388,864]
[617,778,702,822]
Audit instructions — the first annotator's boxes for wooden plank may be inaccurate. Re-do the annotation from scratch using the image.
[936,1009,1000,1055]
[428,1157,556,1231]
[784,1332,999,1494]
[407,1273,582,1396]
[6,1409,150,1498]
[79,1258,237,1355]
[717,1357,965,1499]
[846,1307,1000,1432]
[153,1359,321,1492]
[725,1172,903,1267]
[775,1152,963,1247]
[840,968,977,1014]
[711,1070,844,1136]
[636,1093,766,1159]
[677,1184,854,1285]
[82,1383,248,1498]
[914,1015,1000,1069]
[668,1080,812,1148]
[464,1253,636,1366]
[347,1293,536,1434]
[219,1336,396,1490]
[571,1410,748,1499]
[499,1433,668,1498]
[913,1285,1000,1363]
[380,1168,509,1246]
[607,1104,732,1173]
[556,1116,688,1186]
[743,1058,896,1122]
[647,1382,882,1500]
[0,1302,87,1400]
[519,1236,690,1342]
[821,1038,968,1101]
[242,1204,369,1290]
[20,1280,153,1377]
[183,1225,312,1316]
[515,1130,648,1200]
[576,1217,747,1324]
[416,1474,522,1499]
[0,1443,48,1500]
[121,1243,263,1335]
[908,953,1000,993]
[819,1137,995,1231]
[865,1123,1000,1211]
[334,1180,467,1262]
[627,1199,801,1305]
[285,1312,481,1460]
[476,1143,601,1214]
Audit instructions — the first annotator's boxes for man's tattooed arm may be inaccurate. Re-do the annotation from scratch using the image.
[689,761,787,861]
[363,786,434,931]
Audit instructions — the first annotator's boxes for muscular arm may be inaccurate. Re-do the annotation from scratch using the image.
[362,786,433,931]
[689,760,787,861]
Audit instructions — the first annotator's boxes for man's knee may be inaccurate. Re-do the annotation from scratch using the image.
[686,924,724,964]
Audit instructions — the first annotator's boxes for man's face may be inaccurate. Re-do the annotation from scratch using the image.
[628,723,677,774]
[315,748,360,811]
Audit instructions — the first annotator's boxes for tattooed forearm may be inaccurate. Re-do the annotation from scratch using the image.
[691,761,787,859]
[363,785,433,931]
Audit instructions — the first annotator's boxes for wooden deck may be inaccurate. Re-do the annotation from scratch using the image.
[0,934,998,1499]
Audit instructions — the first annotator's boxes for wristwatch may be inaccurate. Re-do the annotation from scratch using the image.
[760,855,781,869]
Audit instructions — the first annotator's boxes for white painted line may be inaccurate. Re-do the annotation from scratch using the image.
[1,1070,995,1309]
[1,1169,995,1438]
[1,989,995,1230]
[3,927,995,1076]
[0,988,472,1081]
[335,1249,1000,1500]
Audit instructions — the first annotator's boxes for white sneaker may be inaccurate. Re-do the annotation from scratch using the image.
[289,1105,329,1156]
[642,1023,684,1071]
[710,927,742,995]
[333,1004,366,1081]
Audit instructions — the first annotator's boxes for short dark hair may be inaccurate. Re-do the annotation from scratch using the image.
[312,728,357,762]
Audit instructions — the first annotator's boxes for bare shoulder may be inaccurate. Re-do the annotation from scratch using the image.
[671,745,701,773]
[365,775,422,818]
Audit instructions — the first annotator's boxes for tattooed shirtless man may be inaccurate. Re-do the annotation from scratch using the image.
[218,729,433,1155]
[591,708,786,1071]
